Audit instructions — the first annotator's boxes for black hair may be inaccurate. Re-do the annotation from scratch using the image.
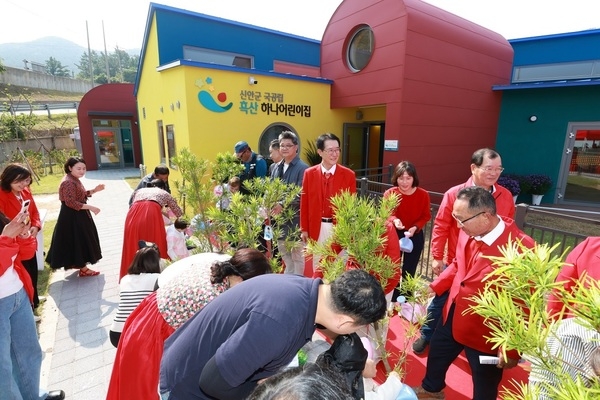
[154,165,170,176]
[316,133,340,151]
[0,163,32,192]
[270,139,280,150]
[127,246,161,275]
[248,362,354,400]
[210,248,272,284]
[390,160,420,187]
[64,157,86,174]
[174,218,189,230]
[147,178,167,190]
[329,269,386,326]
[279,130,299,145]
[456,186,497,215]
[471,148,500,167]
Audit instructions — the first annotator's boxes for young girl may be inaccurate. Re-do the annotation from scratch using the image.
[109,246,161,347]
[166,218,190,261]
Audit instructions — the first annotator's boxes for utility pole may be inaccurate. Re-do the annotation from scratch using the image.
[86,21,95,89]
[102,21,111,82]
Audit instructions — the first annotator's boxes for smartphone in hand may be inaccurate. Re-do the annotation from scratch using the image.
[21,199,31,224]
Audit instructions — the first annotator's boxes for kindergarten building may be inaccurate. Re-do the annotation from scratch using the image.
[129,0,600,205]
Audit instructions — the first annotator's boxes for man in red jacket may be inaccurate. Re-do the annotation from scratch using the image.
[414,148,515,354]
[547,236,600,319]
[300,133,356,276]
[413,187,534,400]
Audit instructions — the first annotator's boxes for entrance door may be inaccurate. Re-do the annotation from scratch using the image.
[342,122,385,178]
[94,127,123,168]
[558,122,600,204]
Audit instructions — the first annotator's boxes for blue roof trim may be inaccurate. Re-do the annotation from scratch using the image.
[509,28,600,43]
[493,78,600,91]
[156,59,333,84]
[134,2,321,96]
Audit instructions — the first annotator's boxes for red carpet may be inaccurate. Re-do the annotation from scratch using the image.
[376,315,530,399]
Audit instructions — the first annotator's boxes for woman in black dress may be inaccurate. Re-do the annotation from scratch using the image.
[46,157,105,276]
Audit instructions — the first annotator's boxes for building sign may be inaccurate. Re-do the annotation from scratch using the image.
[384,140,399,151]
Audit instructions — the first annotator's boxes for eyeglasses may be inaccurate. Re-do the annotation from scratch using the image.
[452,211,485,227]
[478,166,504,174]
[279,144,296,149]
[323,148,341,154]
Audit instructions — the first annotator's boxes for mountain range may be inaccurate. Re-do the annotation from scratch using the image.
[0,36,140,74]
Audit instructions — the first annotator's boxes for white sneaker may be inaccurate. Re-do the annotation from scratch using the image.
[34,315,41,323]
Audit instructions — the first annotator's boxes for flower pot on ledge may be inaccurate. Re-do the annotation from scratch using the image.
[531,194,544,205]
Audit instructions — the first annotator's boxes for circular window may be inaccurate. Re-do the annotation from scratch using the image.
[346,26,374,72]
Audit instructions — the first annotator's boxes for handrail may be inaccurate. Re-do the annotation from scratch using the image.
[357,177,600,280]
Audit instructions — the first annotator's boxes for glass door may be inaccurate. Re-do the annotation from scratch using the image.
[94,127,122,168]
[558,123,600,204]
[343,122,385,179]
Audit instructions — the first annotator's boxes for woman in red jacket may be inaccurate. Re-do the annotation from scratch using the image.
[0,163,43,309]
[0,211,65,400]
[383,161,431,298]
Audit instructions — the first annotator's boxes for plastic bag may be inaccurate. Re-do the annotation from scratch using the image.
[399,232,413,253]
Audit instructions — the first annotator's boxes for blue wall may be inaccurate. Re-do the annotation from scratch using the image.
[510,30,600,66]
[153,5,321,70]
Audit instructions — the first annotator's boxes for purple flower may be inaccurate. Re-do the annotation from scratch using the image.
[497,176,521,196]
[521,174,553,195]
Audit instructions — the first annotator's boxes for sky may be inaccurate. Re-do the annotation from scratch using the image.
[2,0,600,51]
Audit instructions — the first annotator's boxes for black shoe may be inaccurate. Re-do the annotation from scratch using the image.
[412,337,429,354]
[45,390,65,400]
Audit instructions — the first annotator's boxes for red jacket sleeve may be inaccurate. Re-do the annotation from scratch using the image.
[0,236,19,276]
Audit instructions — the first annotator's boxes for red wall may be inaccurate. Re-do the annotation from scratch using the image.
[76,83,140,170]
[321,0,514,192]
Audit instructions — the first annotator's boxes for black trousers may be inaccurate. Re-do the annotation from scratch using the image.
[21,256,39,309]
[422,303,504,400]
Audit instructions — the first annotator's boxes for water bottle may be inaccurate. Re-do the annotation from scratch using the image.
[399,231,413,253]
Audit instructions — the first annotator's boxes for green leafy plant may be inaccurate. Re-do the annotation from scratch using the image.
[303,140,321,166]
[467,241,600,399]
[307,191,429,377]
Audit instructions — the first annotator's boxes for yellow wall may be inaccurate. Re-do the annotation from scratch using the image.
[136,17,359,182]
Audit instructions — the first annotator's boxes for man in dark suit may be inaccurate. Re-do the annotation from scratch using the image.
[270,131,308,275]
[300,133,356,276]
[414,187,535,400]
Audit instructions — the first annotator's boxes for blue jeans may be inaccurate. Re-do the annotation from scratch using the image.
[0,287,46,400]
[421,290,449,341]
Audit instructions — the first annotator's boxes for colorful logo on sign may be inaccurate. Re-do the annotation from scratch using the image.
[196,77,233,113]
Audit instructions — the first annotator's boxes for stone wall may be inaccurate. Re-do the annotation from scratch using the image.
[0,66,91,93]
[0,136,77,163]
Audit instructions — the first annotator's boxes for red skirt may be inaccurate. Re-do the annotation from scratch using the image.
[120,201,168,280]
[106,292,175,400]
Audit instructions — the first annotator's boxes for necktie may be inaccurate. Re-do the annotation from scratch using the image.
[276,162,285,179]
[323,172,333,217]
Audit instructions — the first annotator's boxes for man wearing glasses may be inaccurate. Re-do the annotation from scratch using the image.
[300,133,356,276]
[414,186,534,400]
[233,141,268,195]
[413,148,516,355]
[270,131,308,275]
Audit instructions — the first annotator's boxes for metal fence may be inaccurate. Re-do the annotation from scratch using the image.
[0,102,79,117]
[356,177,600,280]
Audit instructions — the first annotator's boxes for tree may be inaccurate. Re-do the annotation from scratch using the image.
[45,57,70,77]
[76,48,139,84]
[0,58,6,74]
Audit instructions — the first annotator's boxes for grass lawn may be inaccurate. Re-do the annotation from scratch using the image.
[30,173,63,194]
